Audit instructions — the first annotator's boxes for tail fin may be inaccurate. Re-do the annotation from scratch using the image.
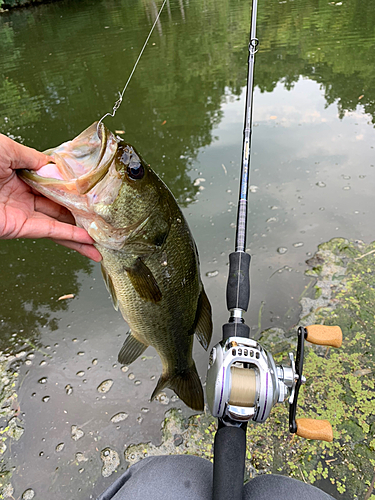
[150,363,204,411]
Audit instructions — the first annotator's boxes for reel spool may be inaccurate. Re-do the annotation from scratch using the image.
[229,366,256,408]
[206,324,342,441]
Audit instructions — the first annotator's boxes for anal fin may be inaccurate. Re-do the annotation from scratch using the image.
[192,287,213,351]
[150,363,204,411]
[118,331,148,365]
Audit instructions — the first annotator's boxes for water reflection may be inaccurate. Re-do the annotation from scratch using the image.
[257,0,375,120]
[0,239,93,350]
[0,0,248,202]
[1,0,375,498]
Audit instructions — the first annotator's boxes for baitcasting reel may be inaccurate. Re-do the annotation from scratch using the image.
[207,324,342,441]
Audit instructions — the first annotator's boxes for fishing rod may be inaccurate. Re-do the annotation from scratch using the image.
[206,1,342,499]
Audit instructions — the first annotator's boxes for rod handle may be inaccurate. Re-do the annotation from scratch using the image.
[296,418,333,442]
[226,252,251,311]
[213,424,247,500]
[305,325,342,348]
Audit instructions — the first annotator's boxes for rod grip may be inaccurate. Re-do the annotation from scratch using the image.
[213,424,246,500]
[296,418,333,442]
[305,325,342,348]
[226,252,251,311]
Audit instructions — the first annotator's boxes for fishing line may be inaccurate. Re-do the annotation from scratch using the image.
[97,0,167,132]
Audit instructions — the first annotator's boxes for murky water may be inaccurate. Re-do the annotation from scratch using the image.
[1,0,375,498]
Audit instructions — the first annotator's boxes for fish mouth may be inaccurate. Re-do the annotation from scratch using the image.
[19,122,119,196]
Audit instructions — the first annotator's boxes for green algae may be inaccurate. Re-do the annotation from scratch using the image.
[125,238,375,499]
[125,409,217,466]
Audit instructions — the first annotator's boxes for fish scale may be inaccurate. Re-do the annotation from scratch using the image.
[100,200,202,382]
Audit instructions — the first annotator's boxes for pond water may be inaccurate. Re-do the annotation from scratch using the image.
[1,0,375,498]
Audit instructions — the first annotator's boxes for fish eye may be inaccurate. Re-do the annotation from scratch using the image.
[127,162,144,180]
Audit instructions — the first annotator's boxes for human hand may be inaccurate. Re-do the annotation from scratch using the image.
[0,134,102,262]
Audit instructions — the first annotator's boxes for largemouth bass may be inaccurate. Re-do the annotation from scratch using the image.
[19,122,212,411]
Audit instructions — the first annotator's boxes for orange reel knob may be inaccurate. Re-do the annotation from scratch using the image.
[296,418,333,442]
[305,325,342,348]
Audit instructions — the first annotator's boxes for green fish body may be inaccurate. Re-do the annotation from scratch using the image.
[19,123,212,411]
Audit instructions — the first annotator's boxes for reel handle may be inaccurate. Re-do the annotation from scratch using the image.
[295,418,333,442]
[289,325,342,438]
[305,325,342,348]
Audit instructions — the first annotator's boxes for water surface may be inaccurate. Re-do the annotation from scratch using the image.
[1,0,375,498]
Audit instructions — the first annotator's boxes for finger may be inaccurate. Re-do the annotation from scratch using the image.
[34,195,76,225]
[51,239,102,262]
[17,216,95,245]
[2,135,51,171]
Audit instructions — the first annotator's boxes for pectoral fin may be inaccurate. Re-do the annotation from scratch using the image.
[101,264,119,311]
[191,288,213,350]
[118,331,148,365]
[150,363,204,411]
[125,257,162,303]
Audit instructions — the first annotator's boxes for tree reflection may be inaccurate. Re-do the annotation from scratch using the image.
[256,0,375,122]
[0,239,93,350]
